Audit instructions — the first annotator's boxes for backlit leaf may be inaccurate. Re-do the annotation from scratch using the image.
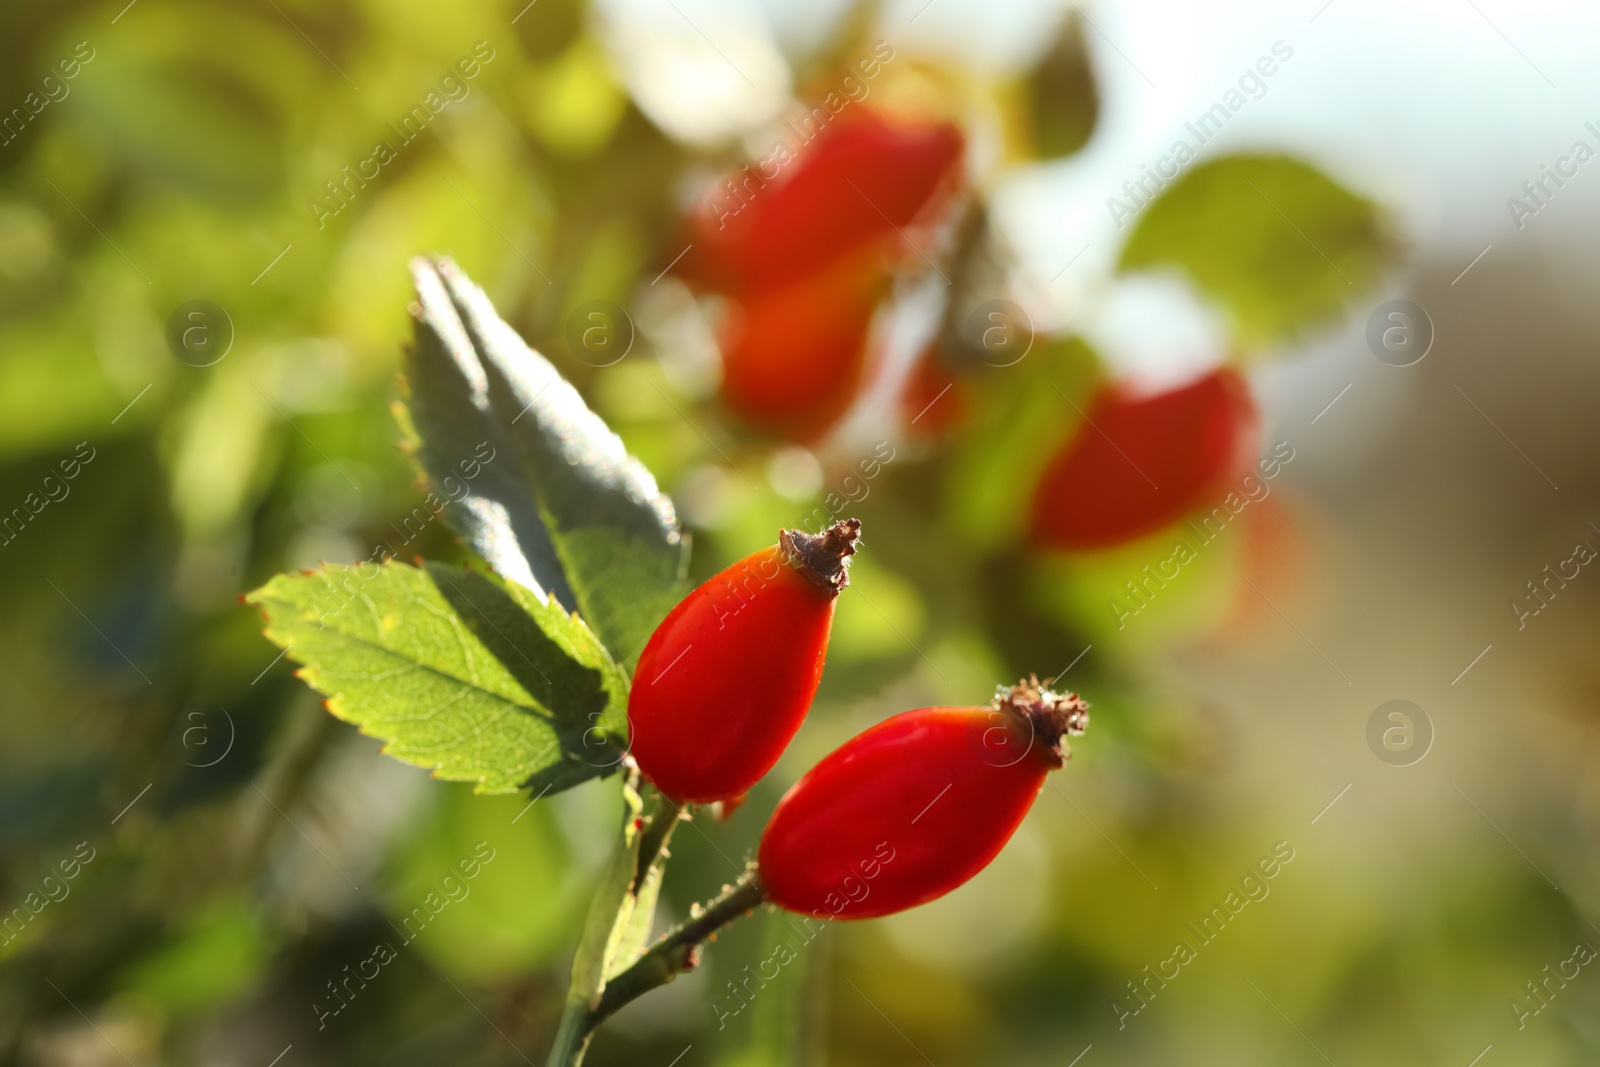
[245,560,628,795]
[404,257,688,668]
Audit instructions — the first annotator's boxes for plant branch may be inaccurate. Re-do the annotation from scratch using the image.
[543,770,649,1067]
[587,867,768,1032]
[634,790,680,883]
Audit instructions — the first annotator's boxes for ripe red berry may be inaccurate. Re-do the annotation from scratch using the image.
[628,520,861,804]
[757,678,1088,919]
[687,110,965,295]
[718,249,884,439]
[1028,367,1259,551]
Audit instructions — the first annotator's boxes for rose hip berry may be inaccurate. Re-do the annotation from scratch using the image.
[687,110,965,294]
[1029,367,1259,551]
[757,677,1088,919]
[627,520,861,804]
[718,249,885,440]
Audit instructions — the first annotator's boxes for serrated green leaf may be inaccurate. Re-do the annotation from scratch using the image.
[404,256,689,668]
[245,560,628,795]
[1121,154,1390,347]
[398,287,575,611]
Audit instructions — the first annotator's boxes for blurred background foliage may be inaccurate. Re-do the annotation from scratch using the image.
[3,0,1599,1065]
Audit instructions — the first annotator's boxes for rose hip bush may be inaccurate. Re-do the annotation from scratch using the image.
[249,258,1091,1064]
[237,20,1392,1067]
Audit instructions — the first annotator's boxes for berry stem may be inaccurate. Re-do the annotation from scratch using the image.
[780,518,861,596]
[996,675,1089,768]
[586,867,768,1032]
[544,776,682,1067]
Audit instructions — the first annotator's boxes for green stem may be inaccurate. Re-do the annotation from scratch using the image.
[587,869,768,1032]
[634,793,680,885]
[543,786,764,1064]
[543,991,594,1067]
[543,783,683,1067]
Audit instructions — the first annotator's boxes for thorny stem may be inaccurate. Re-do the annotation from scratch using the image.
[544,775,658,1067]
[634,793,680,882]
[545,788,726,1067]
[587,868,768,1033]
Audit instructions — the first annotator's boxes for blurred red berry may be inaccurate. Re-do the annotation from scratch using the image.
[1028,368,1260,551]
[757,678,1087,919]
[717,249,884,440]
[687,109,965,294]
[628,520,860,804]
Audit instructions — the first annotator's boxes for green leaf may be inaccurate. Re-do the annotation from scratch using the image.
[603,789,678,981]
[1120,154,1391,347]
[595,778,649,990]
[605,852,667,981]
[115,902,270,1017]
[715,907,823,1067]
[403,256,689,668]
[573,777,643,1013]
[381,785,591,981]
[245,560,628,795]
[1025,14,1098,159]
[943,337,1099,550]
[544,773,650,1063]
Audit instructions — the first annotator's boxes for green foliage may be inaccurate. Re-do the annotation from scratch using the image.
[1025,15,1098,159]
[382,784,592,980]
[1121,153,1390,347]
[591,779,649,989]
[116,903,271,1017]
[714,907,821,1067]
[545,775,677,1062]
[403,257,688,670]
[7,3,1550,1065]
[246,559,627,795]
[943,337,1099,550]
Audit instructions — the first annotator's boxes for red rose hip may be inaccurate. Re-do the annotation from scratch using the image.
[1029,367,1259,551]
[718,249,884,440]
[686,109,966,294]
[628,520,861,804]
[758,678,1088,919]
